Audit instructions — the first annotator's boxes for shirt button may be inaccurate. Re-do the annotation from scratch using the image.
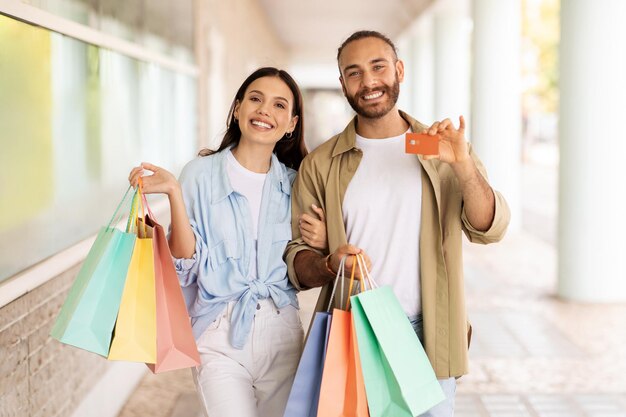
[256,303,261,310]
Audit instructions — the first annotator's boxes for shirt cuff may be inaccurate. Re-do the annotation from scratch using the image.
[461,190,510,243]
[173,252,198,274]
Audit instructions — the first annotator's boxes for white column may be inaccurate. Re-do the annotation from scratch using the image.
[396,16,434,124]
[558,1,626,302]
[470,0,522,231]
[193,0,210,149]
[396,37,413,113]
[411,16,434,123]
[433,12,471,122]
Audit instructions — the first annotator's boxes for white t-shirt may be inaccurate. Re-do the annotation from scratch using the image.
[226,151,267,281]
[342,130,423,316]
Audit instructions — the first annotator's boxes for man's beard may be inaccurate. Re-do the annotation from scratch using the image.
[345,77,400,119]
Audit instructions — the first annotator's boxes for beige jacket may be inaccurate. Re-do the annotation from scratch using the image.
[285,111,510,378]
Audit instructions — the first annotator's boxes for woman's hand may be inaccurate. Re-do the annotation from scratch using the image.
[299,204,328,250]
[128,162,180,197]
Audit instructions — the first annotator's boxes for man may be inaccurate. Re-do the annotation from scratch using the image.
[285,30,510,416]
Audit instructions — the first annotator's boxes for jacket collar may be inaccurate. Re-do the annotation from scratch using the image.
[331,110,427,157]
[211,147,290,204]
[330,109,440,208]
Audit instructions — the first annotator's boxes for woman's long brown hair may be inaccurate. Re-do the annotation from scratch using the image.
[199,67,307,170]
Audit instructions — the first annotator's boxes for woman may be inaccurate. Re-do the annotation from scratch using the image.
[128,67,326,417]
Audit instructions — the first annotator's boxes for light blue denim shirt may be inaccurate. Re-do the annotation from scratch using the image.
[172,148,298,349]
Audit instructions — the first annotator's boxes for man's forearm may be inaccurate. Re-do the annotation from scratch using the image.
[452,159,496,231]
[294,250,336,288]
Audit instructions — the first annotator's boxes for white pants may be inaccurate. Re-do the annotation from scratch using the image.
[192,299,304,417]
[419,377,456,417]
[410,314,457,417]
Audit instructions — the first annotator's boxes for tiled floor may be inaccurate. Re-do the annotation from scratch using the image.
[457,394,626,417]
[117,160,626,417]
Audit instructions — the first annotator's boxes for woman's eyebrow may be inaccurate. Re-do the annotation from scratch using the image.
[248,90,289,102]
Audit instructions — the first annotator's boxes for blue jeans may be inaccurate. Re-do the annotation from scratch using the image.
[409,314,456,417]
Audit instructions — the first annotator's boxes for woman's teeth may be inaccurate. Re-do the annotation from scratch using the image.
[252,120,272,129]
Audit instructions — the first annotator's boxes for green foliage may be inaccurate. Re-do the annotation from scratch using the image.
[522,0,560,114]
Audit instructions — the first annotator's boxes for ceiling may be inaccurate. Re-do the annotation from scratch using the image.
[258,0,434,64]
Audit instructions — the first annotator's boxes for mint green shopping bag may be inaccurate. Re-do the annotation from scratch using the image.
[351,296,412,417]
[352,284,444,416]
[50,187,137,356]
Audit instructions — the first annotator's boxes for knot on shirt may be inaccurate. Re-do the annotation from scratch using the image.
[248,279,270,299]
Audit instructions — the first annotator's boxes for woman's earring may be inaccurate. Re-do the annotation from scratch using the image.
[285,131,293,139]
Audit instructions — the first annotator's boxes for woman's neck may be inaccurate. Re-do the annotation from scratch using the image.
[231,141,273,173]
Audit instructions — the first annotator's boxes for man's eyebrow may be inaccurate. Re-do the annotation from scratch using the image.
[342,58,390,73]
[342,64,361,73]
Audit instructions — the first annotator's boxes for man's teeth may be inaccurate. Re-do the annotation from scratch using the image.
[252,120,272,129]
[363,91,383,100]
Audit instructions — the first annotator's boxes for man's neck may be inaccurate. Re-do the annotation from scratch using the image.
[355,107,410,139]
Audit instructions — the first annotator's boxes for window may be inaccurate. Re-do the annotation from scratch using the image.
[0,14,197,282]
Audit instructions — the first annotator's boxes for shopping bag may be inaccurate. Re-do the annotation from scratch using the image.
[352,296,412,417]
[50,187,136,356]
[347,312,369,417]
[108,189,157,363]
[317,256,369,417]
[317,309,351,417]
[352,263,444,416]
[284,256,349,417]
[144,213,200,373]
[282,311,331,417]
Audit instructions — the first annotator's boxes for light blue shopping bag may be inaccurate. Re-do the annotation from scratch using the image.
[50,187,137,356]
[283,256,351,417]
[283,311,331,417]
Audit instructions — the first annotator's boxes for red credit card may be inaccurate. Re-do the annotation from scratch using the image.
[405,133,440,155]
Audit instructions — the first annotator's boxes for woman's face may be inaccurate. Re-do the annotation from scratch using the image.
[234,76,299,147]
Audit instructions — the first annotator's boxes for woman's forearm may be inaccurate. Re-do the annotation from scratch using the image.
[167,185,196,259]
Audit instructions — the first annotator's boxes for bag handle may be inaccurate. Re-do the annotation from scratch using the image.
[326,255,347,312]
[138,177,157,221]
[345,255,358,310]
[138,182,148,237]
[355,255,372,292]
[356,253,378,289]
[106,185,135,232]
[346,253,380,309]
[124,183,146,236]
[125,189,138,234]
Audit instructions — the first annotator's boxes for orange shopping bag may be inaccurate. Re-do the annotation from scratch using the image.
[348,314,369,416]
[145,211,200,373]
[317,256,369,417]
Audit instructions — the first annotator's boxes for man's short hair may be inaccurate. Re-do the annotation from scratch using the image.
[336,30,399,62]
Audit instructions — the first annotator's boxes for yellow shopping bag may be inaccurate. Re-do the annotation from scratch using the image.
[108,186,157,363]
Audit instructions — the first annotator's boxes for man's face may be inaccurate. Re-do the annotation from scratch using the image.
[338,37,404,119]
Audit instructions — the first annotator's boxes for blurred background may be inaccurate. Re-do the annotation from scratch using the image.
[1,0,625,416]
